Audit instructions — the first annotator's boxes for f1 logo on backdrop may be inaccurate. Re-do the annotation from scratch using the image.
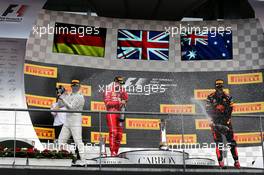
[2,4,27,17]
[124,77,166,96]
[0,4,27,22]
[124,78,146,87]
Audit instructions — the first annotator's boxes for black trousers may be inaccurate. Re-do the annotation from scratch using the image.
[211,123,238,162]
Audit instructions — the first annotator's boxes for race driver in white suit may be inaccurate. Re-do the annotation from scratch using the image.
[58,79,85,162]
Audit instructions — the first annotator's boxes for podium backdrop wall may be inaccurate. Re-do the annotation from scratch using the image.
[24,9,264,167]
[25,10,264,72]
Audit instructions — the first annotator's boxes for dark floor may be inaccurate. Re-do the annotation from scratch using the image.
[0,165,263,175]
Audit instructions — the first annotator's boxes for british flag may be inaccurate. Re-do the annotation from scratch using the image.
[181,32,208,46]
[117,29,169,61]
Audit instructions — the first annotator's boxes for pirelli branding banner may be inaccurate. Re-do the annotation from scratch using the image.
[233,102,264,114]
[26,94,56,108]
[228,72,263,84]
[126,118,160,130]
[194,89,230,100]
[82,116,91,127]
[24,63,57,78]
[234,132,264,144]
[176,102,264,116]
[56,82,91,96]
[160,104,195,114]
[166,134,197,145]
[90,101,106,111]
[24,60,264,148]
[195,119,211,130]
[34,127,54,140]
[195,122,264,144]
[91,132,126,144]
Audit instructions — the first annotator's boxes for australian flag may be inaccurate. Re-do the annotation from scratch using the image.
[117,29,169,61]
[181,31,233,61]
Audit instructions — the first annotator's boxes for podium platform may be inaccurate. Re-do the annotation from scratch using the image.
[119,149,189,165]
[185,158,215,166]
[1,149,263,175]
[93,157,132,164]
[1,164,263,175]
[91,149,216,166]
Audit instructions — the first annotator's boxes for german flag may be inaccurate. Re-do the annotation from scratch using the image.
[52,23,106,57]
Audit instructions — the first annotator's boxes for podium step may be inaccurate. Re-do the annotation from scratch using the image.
[119,149,189,165]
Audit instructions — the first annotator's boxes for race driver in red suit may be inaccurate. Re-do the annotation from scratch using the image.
[206,79,240,169]
[104,76,128,156]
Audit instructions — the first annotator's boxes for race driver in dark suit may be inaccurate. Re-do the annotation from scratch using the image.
[206,79,240,169]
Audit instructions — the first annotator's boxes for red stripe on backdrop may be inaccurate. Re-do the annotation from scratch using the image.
[54,34,105,47]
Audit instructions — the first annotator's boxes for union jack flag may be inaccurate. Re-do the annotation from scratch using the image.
[181,32,208,45]
[117,29,169,61]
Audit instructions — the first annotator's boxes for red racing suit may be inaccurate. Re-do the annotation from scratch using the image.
[103,82,128,156]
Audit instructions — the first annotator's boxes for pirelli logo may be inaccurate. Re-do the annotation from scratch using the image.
[91,132,126,144]
[194,89,229,100]
[56,83,91,96]
[195,119,210,130]
[24,63,57,78]
[126,118,160,130]
[233,102,264,114]
[234,132,264,144]
[160,104,195,114]
[26,94,56,108]
[82,116,91,127]
[91,101,106,111]
[34,127,54,140]
[228,72,263,84]
[167,134,197,145]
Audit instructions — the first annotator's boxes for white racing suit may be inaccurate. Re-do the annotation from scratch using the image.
[58,92,85,160]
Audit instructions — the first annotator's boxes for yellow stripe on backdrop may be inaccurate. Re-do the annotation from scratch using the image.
[91,132,126,144]
[195,119,211,130]
[160,104,195,114]
[228,72,263,84]
[56,82,91,96]
[24,63,57,78]
[53,43,105,57]
[82,116,91,127]
[234,132,264,144]
[90,101,106,111]
[125,118,160,130]
[233,102,264,114]
[166,134,197,145]
[194,89,229,100]
[26,94,56,108]
[34,127,55,140]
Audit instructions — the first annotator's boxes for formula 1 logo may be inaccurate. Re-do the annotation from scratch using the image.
[0,4,27,22]
[124,77,166,96]
[124,78,146,87]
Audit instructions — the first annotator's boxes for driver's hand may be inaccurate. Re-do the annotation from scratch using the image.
[54,106,60,110]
